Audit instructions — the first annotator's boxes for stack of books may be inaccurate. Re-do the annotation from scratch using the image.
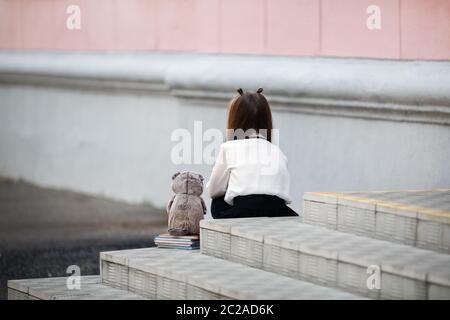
[154,233,200,250]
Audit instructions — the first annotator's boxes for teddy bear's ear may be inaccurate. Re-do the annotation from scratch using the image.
[172,172,180,180]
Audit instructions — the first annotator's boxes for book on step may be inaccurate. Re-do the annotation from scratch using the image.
[154,233,200,250]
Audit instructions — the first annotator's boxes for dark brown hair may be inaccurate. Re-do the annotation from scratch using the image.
[227,88,273,142]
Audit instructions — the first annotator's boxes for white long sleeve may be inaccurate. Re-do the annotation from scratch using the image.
[206,145,230,199]
[206,138,292,205]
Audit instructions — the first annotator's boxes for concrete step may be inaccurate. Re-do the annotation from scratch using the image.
[200,217,450,299]
[302,189,450,253]
[7,275,146,300]
[100,247,364,300]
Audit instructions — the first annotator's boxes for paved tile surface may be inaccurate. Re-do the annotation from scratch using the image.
[305,189,450,218]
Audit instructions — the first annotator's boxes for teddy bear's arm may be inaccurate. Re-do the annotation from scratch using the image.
[200,197,207,215]
[167,195,176,214]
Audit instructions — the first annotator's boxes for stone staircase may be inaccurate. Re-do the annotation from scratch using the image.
[8,190,450,300]
[303,190,450,253]
[7,275,145,300]
[100,247,361,300]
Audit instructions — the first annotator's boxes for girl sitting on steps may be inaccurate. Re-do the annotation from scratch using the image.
[206,88,298,219]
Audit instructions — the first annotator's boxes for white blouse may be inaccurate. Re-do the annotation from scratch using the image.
[206,137,292,205]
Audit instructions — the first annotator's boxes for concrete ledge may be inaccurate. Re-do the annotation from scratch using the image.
[0,52,177,93]
[1,51,450,125]
[100,247,363,300]
[200,217,450,299]
[7,275,146,300]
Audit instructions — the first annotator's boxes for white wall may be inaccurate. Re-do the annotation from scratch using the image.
[0,52,449,214]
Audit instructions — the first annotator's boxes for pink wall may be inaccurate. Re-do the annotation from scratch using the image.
[0,0,448,60]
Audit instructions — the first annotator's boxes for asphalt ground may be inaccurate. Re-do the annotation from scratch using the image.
[0,178,167,300]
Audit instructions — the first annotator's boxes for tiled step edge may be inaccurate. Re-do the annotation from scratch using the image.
[100,247,365,300]
[200,217,450,300]
[7,275,146,300]
[302,192,450,253]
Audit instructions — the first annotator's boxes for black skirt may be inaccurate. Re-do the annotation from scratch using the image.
[211,194,299,219]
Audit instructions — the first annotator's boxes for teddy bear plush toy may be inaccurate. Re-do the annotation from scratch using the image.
[167,171,206,236]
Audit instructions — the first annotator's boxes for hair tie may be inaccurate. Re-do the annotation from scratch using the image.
[237,88,243,95]
[257,88,263,94]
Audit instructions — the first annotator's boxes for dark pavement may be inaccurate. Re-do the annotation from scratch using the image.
[0,178,167,300]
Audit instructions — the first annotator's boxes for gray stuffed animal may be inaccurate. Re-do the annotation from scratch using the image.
[167,171,206,236]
